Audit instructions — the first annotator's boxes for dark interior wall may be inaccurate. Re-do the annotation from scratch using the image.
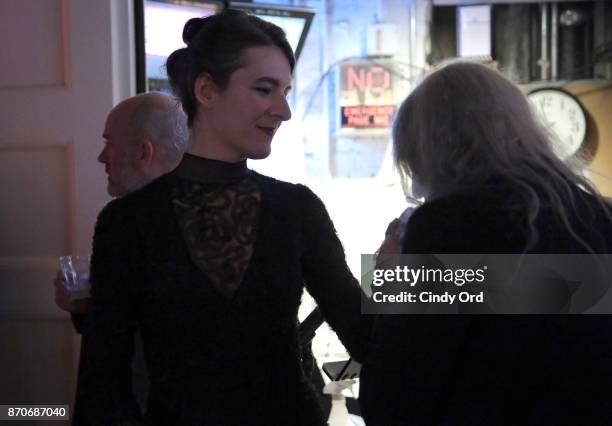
[593,0,612,79]
[493,4,536,83]
[429,1,606,83]
[428,6,456,64]
[558,1,595,80]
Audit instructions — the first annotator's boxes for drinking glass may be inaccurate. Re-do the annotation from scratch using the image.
[59,255,91,300]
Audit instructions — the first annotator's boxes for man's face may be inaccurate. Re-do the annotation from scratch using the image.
[98,105,147,197]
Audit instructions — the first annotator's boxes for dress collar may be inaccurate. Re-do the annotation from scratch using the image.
[173,153,248,184]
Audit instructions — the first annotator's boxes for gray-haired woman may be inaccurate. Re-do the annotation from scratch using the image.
[361,62,612,425]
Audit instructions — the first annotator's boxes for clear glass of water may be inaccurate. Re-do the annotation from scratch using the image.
[58,255,91,300]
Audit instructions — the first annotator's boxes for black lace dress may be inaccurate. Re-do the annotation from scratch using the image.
[74,154,368,425]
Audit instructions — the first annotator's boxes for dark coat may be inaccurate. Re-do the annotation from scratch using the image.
[74,171,367,426]
[360,180,612,426]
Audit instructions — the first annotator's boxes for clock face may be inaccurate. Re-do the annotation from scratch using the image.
[527,89,587,160]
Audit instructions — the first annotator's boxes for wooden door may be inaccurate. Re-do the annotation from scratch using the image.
[0,0,134,422]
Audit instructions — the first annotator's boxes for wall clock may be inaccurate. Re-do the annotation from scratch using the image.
[527,87,588,160]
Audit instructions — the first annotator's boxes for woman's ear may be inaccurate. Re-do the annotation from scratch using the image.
[193,74,218,109]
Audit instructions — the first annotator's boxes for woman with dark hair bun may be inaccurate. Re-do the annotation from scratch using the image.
[75,9,368,425]
[166,9,295,127]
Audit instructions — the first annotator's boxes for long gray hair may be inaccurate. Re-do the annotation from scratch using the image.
[392,61,609,251]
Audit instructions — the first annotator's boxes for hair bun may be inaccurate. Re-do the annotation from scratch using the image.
[183,17,205,46]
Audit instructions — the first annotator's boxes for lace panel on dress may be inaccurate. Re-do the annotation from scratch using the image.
[172,175,261,298]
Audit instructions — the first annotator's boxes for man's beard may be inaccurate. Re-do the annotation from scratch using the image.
[108,168,148,198]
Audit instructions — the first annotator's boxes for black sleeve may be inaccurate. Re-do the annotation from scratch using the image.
[296,184,372,362]
[71,313,84,334]
[401,193,520,254]
[74,201,142,425]
[401,199,469,253]
[385,201,473,417]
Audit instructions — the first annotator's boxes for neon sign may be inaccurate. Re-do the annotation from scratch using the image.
[340,61,396,130]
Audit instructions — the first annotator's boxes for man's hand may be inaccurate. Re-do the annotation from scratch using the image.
[53,270,89,314]
[376,206,417,257]
[377,218,402,255]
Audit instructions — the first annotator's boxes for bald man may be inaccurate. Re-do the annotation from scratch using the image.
[54,92,188,313]
[98,91,187,197]
[54,93,187,419]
